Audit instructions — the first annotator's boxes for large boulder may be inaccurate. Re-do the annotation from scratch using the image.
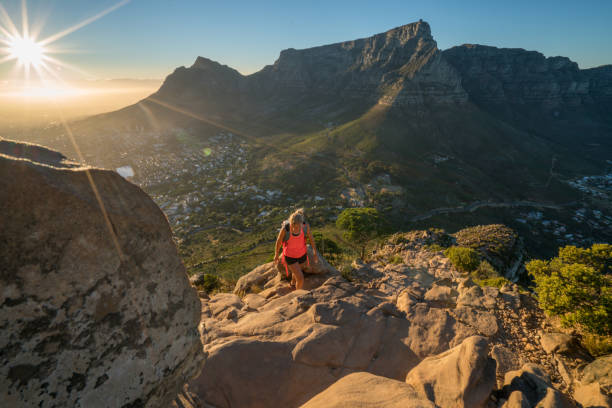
[300,372,435,408]
[404,336,497,408]
[580,354,612,394]
[0,139,204,407]
[500,364,575,408]
[574,355,612,408]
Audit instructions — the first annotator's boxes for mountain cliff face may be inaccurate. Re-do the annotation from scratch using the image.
[153,21,612,117]
[154,21,467,109]
[443,44,612,111]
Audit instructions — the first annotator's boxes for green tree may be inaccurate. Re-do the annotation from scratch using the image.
[336,207,387,259]
[526,243,612,335]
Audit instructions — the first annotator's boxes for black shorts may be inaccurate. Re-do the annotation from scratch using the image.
[285,253,307,265]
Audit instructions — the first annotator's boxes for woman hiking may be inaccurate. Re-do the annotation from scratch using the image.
[274,209,318,290]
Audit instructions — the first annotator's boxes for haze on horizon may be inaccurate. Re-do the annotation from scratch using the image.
[0,0,611,129]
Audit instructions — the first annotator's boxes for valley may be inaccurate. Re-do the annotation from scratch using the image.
[10,120,611,283]
[4,20,611,283]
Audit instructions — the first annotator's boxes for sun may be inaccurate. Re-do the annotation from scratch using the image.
[0,0,130,81]
[8,35,45,67]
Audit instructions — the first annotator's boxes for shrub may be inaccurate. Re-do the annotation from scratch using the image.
[339,263,354,282]
[336,208,388,259]
[199,273,221,293]
[472,260,499,280]
[444,246,480,272]
[425,243,446,252]
[388,254,403,264]
[582,333,612,357]
[427,228,454,248]
[526,243,612,336]
[475,276,511,289]
[388,233,409,245]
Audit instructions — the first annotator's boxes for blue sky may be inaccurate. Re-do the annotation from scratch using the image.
[1,0,611,79]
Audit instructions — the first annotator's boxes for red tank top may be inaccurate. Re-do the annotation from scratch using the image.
[283,226,307,258]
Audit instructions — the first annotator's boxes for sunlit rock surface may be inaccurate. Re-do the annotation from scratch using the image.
[183,229,579,407]
[0,138,204,407]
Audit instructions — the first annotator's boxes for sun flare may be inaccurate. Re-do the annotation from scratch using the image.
[8,35,45,67]
[0,0,130,92]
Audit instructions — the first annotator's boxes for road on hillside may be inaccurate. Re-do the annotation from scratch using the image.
[410,200,575,222]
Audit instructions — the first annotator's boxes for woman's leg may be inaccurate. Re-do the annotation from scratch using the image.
[289,262,304,290]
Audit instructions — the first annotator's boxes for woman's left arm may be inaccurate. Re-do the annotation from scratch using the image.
[307,224,319,263]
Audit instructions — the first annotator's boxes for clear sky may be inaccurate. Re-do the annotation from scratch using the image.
[1,0,611,80]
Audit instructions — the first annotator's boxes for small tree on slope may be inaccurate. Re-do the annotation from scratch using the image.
[526,243,611,336]
[336,207,387,259]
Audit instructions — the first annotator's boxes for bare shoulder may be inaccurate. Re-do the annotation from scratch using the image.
[278,226,286,240]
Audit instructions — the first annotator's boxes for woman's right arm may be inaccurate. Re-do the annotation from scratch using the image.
[274,228,285,264]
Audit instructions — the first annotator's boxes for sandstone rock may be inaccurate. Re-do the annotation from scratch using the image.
[538,332,575,354]
[188,258,488,407]
[453,306,498,336]
[208,293,244,318]
[304,246,337,275]
[424,284,457,307]
[235,253,337,297]
[242,293,267,309]
[300,372,436,408]
[500,390,530,408]
[234,262,278,295]
[185,231,571,408]
[573,382,611,408]
[405,336,497,408]
[491,345,522,383]
[405,303,477,358]
[501,364,574,408]
[0,140,203,407]
[396,289,419,314]
[580,354,612,394]
[457,284,497,309]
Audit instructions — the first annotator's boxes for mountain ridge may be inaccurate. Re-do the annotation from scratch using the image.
[153,20,467,109]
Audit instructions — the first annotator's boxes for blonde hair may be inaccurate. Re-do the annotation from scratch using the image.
[289,208,304,225]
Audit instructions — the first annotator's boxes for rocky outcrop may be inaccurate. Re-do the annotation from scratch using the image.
[301,372,435,408]
[405,336,496,408]
[499,364,575,408]
[0,139,204,407]
[453,224,525,281]
[183,231,576,407]
[573,355,612,408]
[535,329,612,406]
